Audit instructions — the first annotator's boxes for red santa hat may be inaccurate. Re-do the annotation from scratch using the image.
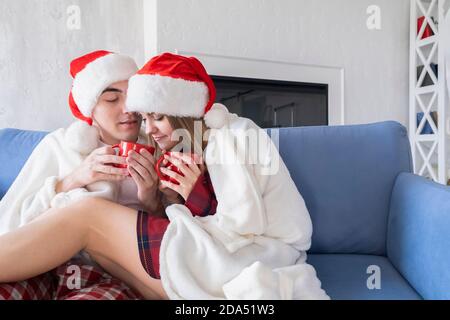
[126,52,229,128]
[69,50,138,125]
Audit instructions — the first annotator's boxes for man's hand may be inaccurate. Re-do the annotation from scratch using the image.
[159,180,183,205]
[126,149,160,212]
[56,146,129,193]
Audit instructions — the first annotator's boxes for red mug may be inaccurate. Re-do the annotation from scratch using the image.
[155,152,186,185]
[112,141,155,169]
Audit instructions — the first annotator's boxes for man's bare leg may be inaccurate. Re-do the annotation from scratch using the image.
[0,198,168,299]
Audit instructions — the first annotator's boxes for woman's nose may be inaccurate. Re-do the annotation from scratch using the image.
[145,121,157,135]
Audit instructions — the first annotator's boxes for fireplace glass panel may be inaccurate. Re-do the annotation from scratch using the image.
[212,76,328,128]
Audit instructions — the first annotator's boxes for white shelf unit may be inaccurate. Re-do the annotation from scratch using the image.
[410,0,449,185]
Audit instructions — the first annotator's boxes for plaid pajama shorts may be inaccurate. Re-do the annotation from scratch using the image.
[0,258,143,300]
[136,210,170,280]
[136,171,217,280]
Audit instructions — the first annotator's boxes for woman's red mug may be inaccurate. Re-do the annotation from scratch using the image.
[112,141,155,169]
[155,152,187,185]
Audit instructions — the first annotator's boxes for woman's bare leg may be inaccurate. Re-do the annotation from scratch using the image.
[0,198,168,299]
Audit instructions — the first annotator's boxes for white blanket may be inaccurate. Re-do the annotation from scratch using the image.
[159,108,329,300]
[0,121,146,235]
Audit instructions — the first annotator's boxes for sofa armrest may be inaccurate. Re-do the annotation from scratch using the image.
[0,128,48,199]
[387,172,450,300]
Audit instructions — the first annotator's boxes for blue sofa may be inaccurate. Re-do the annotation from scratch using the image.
[0,121,449,300]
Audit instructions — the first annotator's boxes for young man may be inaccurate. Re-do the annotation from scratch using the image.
[0,50,156,300]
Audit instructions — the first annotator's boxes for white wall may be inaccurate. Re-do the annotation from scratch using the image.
[0,0,411,131]
[0,0,145,131]
[149,0,410,126]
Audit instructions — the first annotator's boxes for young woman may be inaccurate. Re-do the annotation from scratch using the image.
[0,53,328,300]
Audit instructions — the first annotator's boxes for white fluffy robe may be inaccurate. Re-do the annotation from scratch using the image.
[0,121,125,235]
[159,112,329,300]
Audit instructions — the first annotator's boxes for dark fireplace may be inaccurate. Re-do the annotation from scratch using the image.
[212,75,328,128]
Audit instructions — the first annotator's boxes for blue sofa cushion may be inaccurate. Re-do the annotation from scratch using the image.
[307,254,422,300]
[0,129,48,199]
[387,172,450,300]
[271,121,413,255]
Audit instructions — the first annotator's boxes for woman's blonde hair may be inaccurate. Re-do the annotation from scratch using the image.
[147,115,209,159]
[144,115,210,217]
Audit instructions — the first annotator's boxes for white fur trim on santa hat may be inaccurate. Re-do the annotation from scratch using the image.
[126,74,208,118]
[64,120,100,155]
[71,53,138,118]
[204,103,230,129]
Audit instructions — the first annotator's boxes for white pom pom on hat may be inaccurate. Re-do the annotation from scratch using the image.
[64,120,100,155]
[126,52,230,129]
[204,103,230,129]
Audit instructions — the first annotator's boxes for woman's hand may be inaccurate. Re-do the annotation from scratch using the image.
[159,152,205,201]
[126,149,160,212]
[158,153,183,206]
[56,146,128,193]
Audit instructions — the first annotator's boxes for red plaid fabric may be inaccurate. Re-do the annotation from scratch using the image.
[136,212,169,280]
[0,272,55,300]
[137,171,217,279]
[53,259,143,300]
[184,170,217,217]
[0,258,143,300]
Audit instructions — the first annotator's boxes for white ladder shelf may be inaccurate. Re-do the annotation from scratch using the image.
[409,0,449,185]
